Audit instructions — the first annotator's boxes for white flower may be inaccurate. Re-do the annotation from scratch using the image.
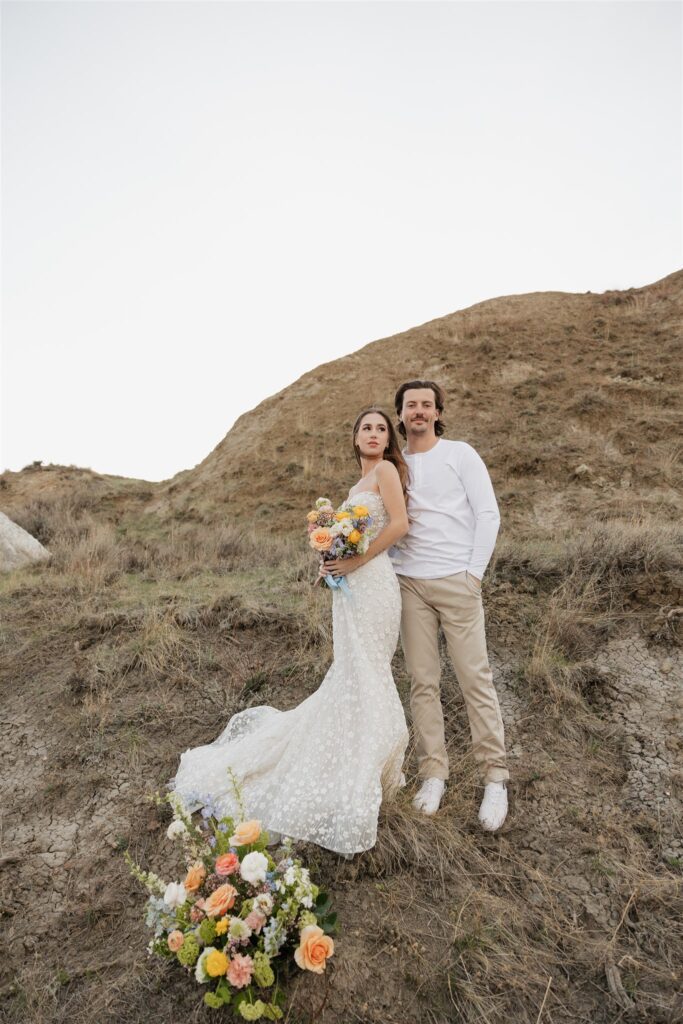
[316,497,332,508]
[240,851,269,885]
[195,946,215,984]
[228,916,252,940]
[255,893,274,915]
[284,866,296,886]
[166,819,188,839]
[163,881,187,909]
[340,520,354,537]
[329,522,344,537]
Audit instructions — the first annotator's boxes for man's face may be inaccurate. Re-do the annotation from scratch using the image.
[400,388,439,436]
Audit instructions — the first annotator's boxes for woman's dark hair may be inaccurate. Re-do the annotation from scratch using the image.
[352,407,410,503]
[394,380,446,438]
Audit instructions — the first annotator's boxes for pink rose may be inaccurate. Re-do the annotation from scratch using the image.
[227,953,254,989]
[167,930,184,952]
[244,910,267,934]
[215,852,240,876]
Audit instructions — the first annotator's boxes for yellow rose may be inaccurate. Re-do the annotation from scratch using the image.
[205,949,229,977]
[352,505,369,517]
[334,510,351,521]
[228,820,262,846]
[294,924,335,973]
[306,510,319,523]
[348,529,362,545]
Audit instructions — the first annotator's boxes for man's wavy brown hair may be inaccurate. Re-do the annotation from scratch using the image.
[394,380,446,439]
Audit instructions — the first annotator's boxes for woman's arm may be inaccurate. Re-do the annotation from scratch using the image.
[322,461,409,577]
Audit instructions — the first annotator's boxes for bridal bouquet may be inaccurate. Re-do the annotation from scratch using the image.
[306,496,373,591]
[124,773,337,1020]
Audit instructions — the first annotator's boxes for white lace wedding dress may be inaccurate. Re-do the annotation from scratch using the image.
[165,491,409,856]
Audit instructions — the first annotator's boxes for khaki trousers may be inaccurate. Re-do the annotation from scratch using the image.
[398,571,509,785]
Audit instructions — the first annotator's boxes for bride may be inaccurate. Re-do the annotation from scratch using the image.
[165,407,411,857]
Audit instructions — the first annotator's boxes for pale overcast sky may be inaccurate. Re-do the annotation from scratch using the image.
[2,1,681,482]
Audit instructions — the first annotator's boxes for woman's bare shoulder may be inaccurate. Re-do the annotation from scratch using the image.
[375,459,400,481]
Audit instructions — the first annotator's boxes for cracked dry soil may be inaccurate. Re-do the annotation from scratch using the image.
[1,599,682,1023]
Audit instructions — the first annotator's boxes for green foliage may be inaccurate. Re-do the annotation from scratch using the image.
[314,891,338,935]
[203,977,233,1008]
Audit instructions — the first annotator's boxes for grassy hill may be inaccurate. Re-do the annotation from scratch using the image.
[1,270,681,1023]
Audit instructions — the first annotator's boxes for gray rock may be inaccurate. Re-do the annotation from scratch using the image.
[0,511,51,571]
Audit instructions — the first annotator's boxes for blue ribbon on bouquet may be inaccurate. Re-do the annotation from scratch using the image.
[322,573,352,597]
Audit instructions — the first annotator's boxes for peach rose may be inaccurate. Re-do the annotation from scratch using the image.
[228,820,262,847]
[294,924,335,974]
[309,528,333,552]
[183,861,207,893]
[215,852,240,876]
[167,930,184,952]
[203,883,238,918]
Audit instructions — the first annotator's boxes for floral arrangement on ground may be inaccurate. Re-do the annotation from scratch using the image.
[123,771,337,1020]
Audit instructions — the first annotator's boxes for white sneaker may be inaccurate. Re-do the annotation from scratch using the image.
[478,782,508,831]
[412,777,445,815]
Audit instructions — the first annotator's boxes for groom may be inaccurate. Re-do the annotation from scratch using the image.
[389,380,509,831]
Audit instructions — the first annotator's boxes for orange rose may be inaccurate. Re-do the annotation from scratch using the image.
[183,861,207,893]
[228,820,262,847]
[348,529,362,545]
[294,924,335,974]
[309,528,333,552]
[204,883,238,918]
[167,930,184,952]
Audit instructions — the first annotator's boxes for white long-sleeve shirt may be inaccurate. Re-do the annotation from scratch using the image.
[389,438,500,579]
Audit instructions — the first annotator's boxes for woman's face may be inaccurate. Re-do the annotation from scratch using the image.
[355,413,390,459]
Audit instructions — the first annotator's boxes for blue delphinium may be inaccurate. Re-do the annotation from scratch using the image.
[145,896,176,938]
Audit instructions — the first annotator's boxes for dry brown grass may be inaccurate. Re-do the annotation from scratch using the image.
[1,497,681,1024]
